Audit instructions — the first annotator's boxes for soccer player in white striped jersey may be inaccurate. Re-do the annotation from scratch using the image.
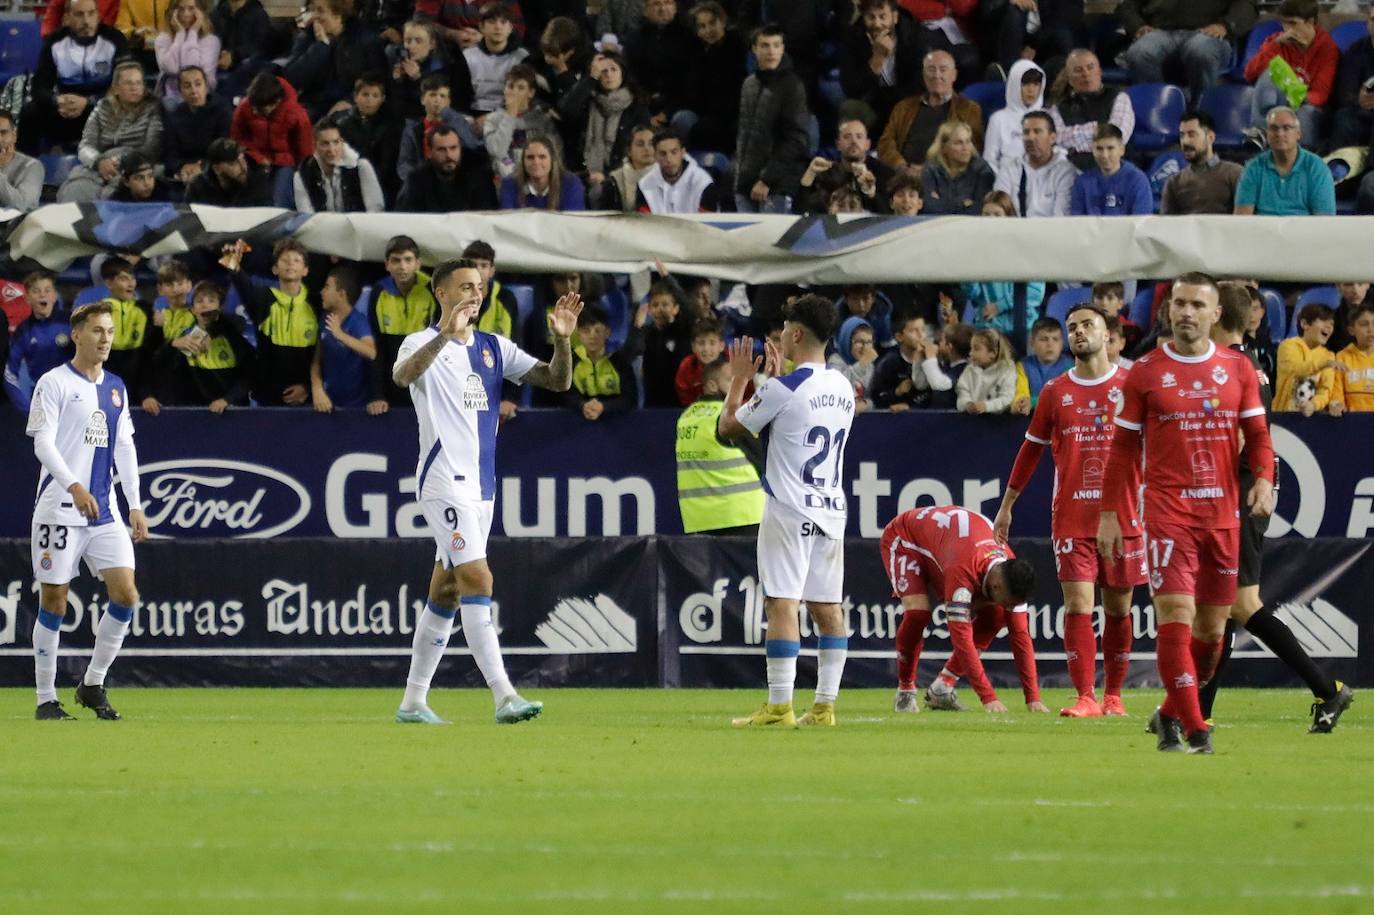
[393,259,581,725]
[718,294,856,727]
[26,301,148,721]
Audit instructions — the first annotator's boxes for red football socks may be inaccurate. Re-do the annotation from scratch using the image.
[1064,613,1097,698]
[1191,636,1224,687]
[1102,613,1132,696]
[895,609,931,691]
[1156,621,1206,734]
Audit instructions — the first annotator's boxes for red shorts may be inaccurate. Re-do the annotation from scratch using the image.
[1052,536,1147,589]
[879,527,931,599]
[1143,524,1240,606]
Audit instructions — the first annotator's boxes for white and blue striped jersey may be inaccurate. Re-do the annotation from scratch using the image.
[736,362,856,538]
[26,362,141,527]
[398,328,538,504]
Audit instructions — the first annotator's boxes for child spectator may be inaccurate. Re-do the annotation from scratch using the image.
[1105,314,1133,369]
[564,303,637,420]
[311,265,375,411]
[957,328,1017,414]
[871,312,938,412]
[462,239,521,413]
[391,18,472,119]
[1241,285,1277,384]
[4,273,71,411]
[828,316,878,412]
[109,151,176,202]
[1069,123,1152,216]
[231,73,314,206]
[581,51,648,190]
[164,65,233,185]
[283,0,388,120]
[984,60,1044,175]
[1333,303,1374,413]
[221,237,318,406]
[153,261,194,326]
[1021,316,1072,404]
[1243,0,1337,146]
[484,63,556,178]
[365,234,433,411]
[328,75,403,204]
[1328,281,1370,353]
[964,278,1045,340]
[628,279,692,408]
[1275,302,1337,415]
[416,0,527,49]
[154,0,220,99]
[499,135,586,209]
[675,316,725,406]
[397,75,482,185]
[293,120,386,213]
[888,173,923,216]
[153,279,254,412]
[98,257,158,411]
[464,2,530,114]
[930,321,974,409]
[1092,281,1141,353]
[836,284,895,351]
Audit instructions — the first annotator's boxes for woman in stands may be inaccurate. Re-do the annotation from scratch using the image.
[57,60,164,203]
[155,0,221,99]
[498,134,586,211]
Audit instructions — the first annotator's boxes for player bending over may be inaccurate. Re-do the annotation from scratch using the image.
[994,304,1143,718]
[718,294,855,727]
[1098,273,1274,755]
[27,302,148,721]
[392,259,580,725]
[884,506,1047,714]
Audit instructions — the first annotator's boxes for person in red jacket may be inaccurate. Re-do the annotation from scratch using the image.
[230,73,315,207]
[40,0,118,37]
[898,0,982,82]
[1244,0,1337,148]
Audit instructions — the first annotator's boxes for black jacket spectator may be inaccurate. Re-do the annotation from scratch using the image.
[284,18,390,119]
[23,21,128,154]
[327,103,404,203]
[738,0,830,97]
[734,56,811,198]
[164,94,234,177]
[625,11,695,118]
[395,158,498,211]
[109,176,176,202]
[1333,27,1374,150]
[838,8,925,127]
[521,0,586,50]
[681,26,746,153]
[389,40,474,118]
[153,312,256,406]
[212,0,276,74]
[870,347,931,409]
[184,159,272,206]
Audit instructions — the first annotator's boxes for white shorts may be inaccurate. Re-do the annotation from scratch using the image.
[31,519,135,585]
[421,498,495,569]
[756,499,844,603]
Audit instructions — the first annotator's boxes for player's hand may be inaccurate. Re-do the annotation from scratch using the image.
[984,699,1009,713]
[439,296,477,339]
[129,510,149,543]
[366,399,390,416]
[69,483,99,520]
[1247,477,1275,518]
[1026,700,1050,714]
[1096,511,1124,561]
[763,338,783,378]
[548,292,583,338]
[993,507,1012,544]
[727,336,761,384]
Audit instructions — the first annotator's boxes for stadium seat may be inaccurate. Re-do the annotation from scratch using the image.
[1045,287,1092,330]
[960,80,1006,125]
[1234,20,1282,80]
[506,282,534,332]
[0,19,40,87]
[1146,150,1186,208]
[39,153,79,187]
[354,285,371,316]
[1128,283,1157,330]
[1289,285,1340,337]
[602,285,630,350]
[1331,20,1368,53]
[1198,84,1254,151]
[1258,286,1285,344]
[1125,83,1186,152]
[71,282,108,307]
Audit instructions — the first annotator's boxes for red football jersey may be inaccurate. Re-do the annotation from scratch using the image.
[886,506,1012,611]
[1112,342,1265,530]
[1024,365,1140,538]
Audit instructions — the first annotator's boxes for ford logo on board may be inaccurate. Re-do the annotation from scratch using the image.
[138,459,312,538]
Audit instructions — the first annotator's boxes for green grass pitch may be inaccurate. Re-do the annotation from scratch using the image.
[2,687,1371,913]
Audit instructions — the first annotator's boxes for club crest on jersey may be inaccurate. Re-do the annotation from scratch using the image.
[482,347,495,369]
[462,373,490,410]
[1212,365,1229,385]
[110,388,122,408]
[1150,569,1164,590]
[83,410,109,448]
[1161,372,1176,388]
[56,333,70,348]
[1061,393,1073,406]
[450,531,466,552]
[39,552,52,571]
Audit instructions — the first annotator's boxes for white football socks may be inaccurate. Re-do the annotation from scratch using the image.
[459,598,513,707]
[814,635,848,705]
[765,639,799,706]
[84,602,133,687]
[401,602,455,711]
[33,610,62,705]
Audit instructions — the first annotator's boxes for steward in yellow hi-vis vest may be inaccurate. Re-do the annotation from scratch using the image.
[675,362,764,534]
[152,283,256,409]
[561,304,638,417]
[226,238,318,406]
[95,257,156,402]
[367,257,435,405]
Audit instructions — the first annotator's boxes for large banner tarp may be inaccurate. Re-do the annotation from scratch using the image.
[6,203,1374,282]
[2,409,1371,540]
[0,537,1368,689]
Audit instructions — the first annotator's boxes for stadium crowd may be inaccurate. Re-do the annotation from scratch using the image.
[2,0,1374,418]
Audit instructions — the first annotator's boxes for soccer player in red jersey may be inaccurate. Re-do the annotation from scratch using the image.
[883,505,1048,714]
[1097,273,1275,755]
[994,304,1144,719]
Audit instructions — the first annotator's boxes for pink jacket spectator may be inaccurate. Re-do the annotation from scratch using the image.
[154,28,221,98]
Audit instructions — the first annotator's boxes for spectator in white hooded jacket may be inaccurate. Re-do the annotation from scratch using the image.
[983,59,1044,175]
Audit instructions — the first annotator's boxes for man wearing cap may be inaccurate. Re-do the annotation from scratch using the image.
[184,138,272,208]
[108,151,175,202]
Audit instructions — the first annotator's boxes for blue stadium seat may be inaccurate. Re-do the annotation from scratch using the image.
[1331,20,1368,53]
[0,20,40,86]
[602,286,630,350]
[39,154,79,187]
[1045,287,1092,331]
[1198,84,1254,151]
[1126,83,1186,152]
[71,282,108,307]
[1234,20,1282,80]
[1128,283,1155,329]
[960,80,1006,125]
[1289,285,1340,337]
[1258,287,1285,344]
[354,285,371,316]
[506,282,534,333]
[1146,150,1186,208]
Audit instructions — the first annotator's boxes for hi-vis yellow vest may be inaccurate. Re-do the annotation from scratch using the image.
[572,352,622,397]
[163,309,238,369]
[675,398,764,533]
[476,279,514,339]
[263,286,317,348]
[373,271,434,336]
[105,297,147,351]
